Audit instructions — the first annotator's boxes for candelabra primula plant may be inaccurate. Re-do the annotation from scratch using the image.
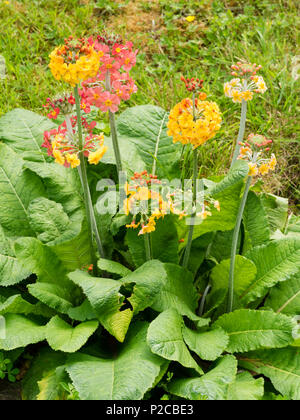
[0,39,299,402]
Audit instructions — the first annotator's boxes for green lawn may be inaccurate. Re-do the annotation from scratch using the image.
[0,0,299,205]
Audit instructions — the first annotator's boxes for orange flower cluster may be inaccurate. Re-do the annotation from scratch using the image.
[124,171,169,235]
[167,96,222,148]
[238,134,277,177]
[49,37,101,86]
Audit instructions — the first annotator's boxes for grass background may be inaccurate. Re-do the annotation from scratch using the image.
[0,0,299,206]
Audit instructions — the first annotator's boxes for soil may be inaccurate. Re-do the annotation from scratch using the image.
[0,380,22,400]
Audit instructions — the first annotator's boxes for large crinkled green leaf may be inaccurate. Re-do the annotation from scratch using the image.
[0,314,46,350]
[28,197,72,243]
[208,160,249,196]
[0,143,46,237]
[46,316,98,353]
[225,372,264,400]
[49,220,92,271]
[24,161,84,221]
[68,270,132,342]
[67,299,97,322]
[261,193,288,234]
[243,191,270,247]
[239,348,300,400]
[264,271,300,316]
[167,355,238,400]
[66,322,166,400]
[94,210,114,260]
[0,108,55,162]
[187,232,213,275]
[98,259,131,278]
[102,134,144,176]
[209,255,257,310]
[126,216,179,268]
[183,327,229,361]
[204,289,228,319]
[241,238,300,304]
[103,105,181,178]
[147,309,203,374]
[120,260,167,314]
[68,260,167,341]
[28,283,75,315]
[22,348,66,400]
[285,214,300,236]
[150,263,204,324]
[14,237,70,285]
[0,294,53,318]
[37,366,69,401]
[0,225,31,286]
[273,214,300,240]
[213,309,296,353]
[208,229,241,262]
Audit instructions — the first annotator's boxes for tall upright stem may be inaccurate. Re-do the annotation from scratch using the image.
[182,148,198,269]
[182,93,198,269]
[105,72,122,174]
[74,86,105,273]
[227,176,252,312]
[144,234,151,261]
[231,99,247,168]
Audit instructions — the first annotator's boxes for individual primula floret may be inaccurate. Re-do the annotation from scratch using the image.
[42,117,107,168]
[224,62,267,103]
[167,95,222,148]
[238,133,277,177]
[49,36,101,86]
[78,32,138,114]
[123,171,169,236]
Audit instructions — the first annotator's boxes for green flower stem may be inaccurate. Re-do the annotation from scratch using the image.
[227,176,252,312]
[144,233,152,261]
[182,147,198,269]
[231,98,247,168]
[105,72,123,174]
[198,284,211,316]
[182,92,198,269]
[74,86,105,272]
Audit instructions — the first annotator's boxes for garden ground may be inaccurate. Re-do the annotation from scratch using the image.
[0,0,299,206]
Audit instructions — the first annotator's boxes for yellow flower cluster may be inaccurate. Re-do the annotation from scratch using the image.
[224,76,267,103]
[49,44,100,87]
[237,134,277,177]
[167,98,222,148]
[124,171,169,235]
[247,154,277,177]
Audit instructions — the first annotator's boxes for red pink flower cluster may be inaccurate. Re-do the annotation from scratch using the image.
[79,34,138,113]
